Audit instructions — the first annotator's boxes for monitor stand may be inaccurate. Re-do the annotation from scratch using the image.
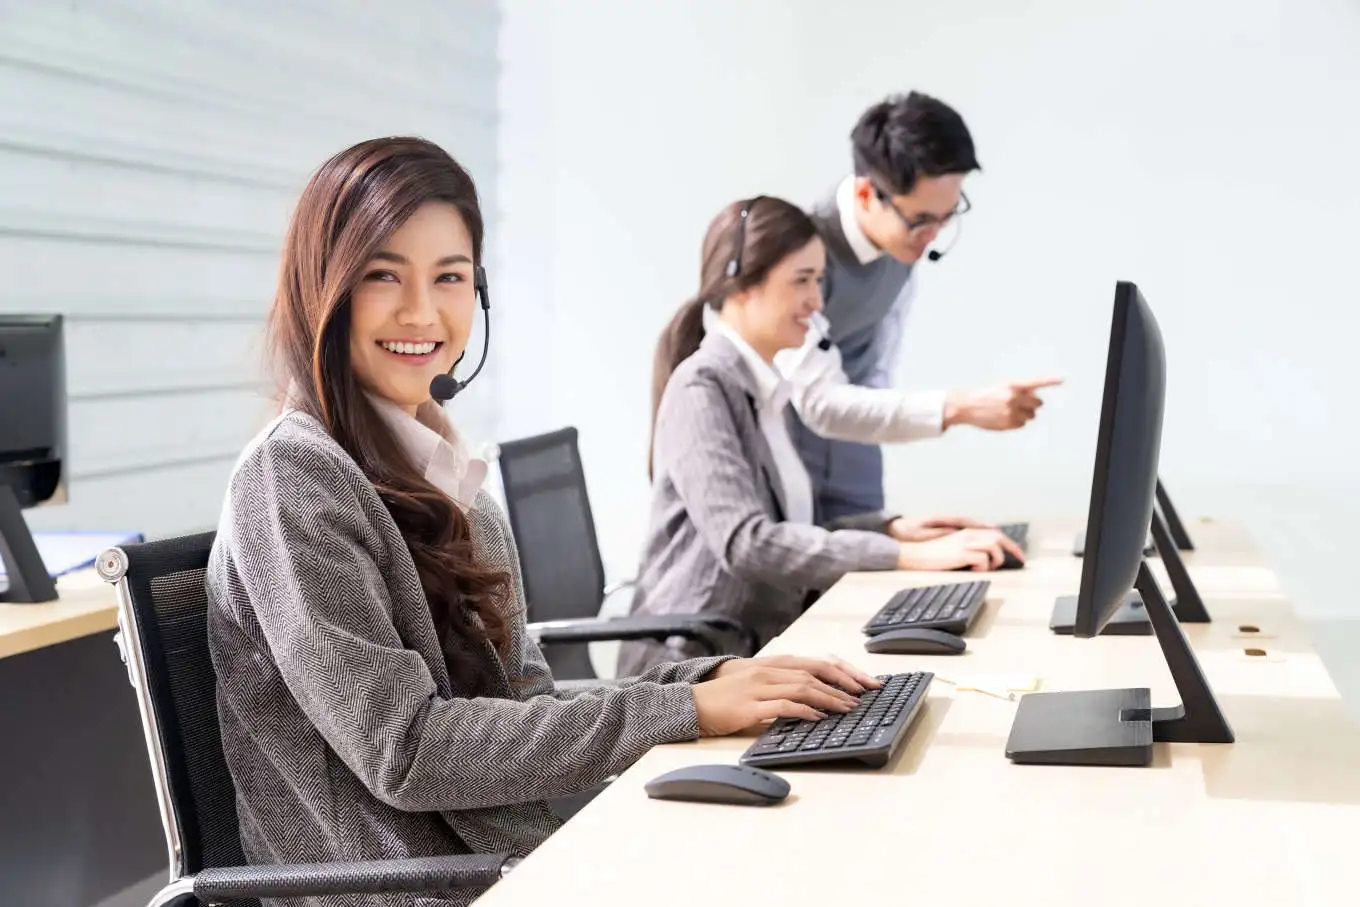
[1155,478,1196,551]
[1006,560,1234,766]
[1051,509,1209,635]
[0,483,57,604]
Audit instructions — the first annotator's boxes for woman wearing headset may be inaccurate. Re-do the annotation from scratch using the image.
[618,196,1021,676]
[206,139,877,906]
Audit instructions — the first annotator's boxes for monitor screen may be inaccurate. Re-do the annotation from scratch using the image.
[0,315,66,507]
[1073,282,1166,637]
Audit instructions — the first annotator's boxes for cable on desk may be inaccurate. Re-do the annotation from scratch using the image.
[932,675,1035,702]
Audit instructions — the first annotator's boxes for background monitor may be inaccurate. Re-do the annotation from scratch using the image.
[1005,282,1232,766]
[0,314,66,603]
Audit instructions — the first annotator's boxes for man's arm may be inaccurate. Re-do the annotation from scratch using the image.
[776,280,1062,439]
[775,293,948,445]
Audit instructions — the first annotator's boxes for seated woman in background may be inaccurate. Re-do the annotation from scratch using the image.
[206,138,879,907]
[618,196,1022,676]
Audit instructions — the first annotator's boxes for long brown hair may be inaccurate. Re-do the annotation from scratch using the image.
[649,195,819,475]
[268,136,512,695]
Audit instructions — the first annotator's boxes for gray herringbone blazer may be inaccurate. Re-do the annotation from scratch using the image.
[206,412,730,907]
[617,332,902,676]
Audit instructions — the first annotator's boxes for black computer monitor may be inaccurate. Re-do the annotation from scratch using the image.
[1050,302,1212,636]
[1071,478,1196,557]
[0,314,66,603]
[1005,282,1233,766]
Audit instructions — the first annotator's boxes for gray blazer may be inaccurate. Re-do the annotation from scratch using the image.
[617,332,902,677]
[206,411,731,907]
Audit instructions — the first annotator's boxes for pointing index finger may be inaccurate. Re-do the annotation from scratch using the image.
[1010,376,1064,392]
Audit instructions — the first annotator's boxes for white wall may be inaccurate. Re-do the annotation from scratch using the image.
[497,0,825,574]
[499,0,1360,617]
[2,0,502,541]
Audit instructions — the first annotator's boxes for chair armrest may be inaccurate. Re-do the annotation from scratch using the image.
[602,577,637,599]
[192,854,519,901]
[527,614,756,656]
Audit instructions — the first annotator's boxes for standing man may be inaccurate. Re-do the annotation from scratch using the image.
[778,91,1061,521]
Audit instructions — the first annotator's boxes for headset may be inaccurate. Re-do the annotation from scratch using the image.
[725,196,763,279]
[429,264,491,402]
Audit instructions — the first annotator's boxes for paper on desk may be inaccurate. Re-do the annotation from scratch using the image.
[0,531,144,580]
[937,674,1042,699]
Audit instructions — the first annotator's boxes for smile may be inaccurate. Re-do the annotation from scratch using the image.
[377,340,443,357]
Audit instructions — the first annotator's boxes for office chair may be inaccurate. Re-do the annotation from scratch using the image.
[97,533,517,906]
[492,426,756,682]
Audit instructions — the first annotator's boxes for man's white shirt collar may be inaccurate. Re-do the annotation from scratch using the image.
[836,175,884,266]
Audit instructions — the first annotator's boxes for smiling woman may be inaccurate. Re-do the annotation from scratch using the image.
[204,137,881,905]
[347,206,477,414]
[619,194,1022,676]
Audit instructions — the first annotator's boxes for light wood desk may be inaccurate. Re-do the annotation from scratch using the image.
[0,566,119,660]
[476,520,1360,907]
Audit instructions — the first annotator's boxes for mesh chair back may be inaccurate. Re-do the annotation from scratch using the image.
[496,428,608,678]
[117,531,255,901]
[496,427,608,622]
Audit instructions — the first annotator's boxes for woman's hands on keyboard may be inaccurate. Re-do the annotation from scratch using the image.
[896,527,1025,572]
[691,656,882,737]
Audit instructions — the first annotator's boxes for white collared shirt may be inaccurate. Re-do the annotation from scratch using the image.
[773,318,946,444]
[836,175,884,266]
[703,307,815,526]
[365,394,488,510]
[761,177,947,444]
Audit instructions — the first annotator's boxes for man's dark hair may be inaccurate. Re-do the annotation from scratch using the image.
[850,91,980,196]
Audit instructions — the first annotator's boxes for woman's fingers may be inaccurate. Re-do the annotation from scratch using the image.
[821,655,881,691]
[755,699,825,723]
[996,532,1026,564]
[769,656,876,694]
[763,681,856,714]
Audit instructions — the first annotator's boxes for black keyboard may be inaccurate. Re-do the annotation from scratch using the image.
[739,672,934,769]
[862,580,989,636]
[1000,521,1029,551]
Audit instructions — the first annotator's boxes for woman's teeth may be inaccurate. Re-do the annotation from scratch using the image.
[380,341,438,355]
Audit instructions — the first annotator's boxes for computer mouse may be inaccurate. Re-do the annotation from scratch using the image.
[864,627,967,655]
[951,551,1024,572]
[644,763,790,806]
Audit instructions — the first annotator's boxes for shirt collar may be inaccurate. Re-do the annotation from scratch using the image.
[364,393,487,509]
[701,306,790,411]
[836,175,884,266]
[282,379,487,510]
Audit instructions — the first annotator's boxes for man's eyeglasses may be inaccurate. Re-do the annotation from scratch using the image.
[873,183,971,235]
